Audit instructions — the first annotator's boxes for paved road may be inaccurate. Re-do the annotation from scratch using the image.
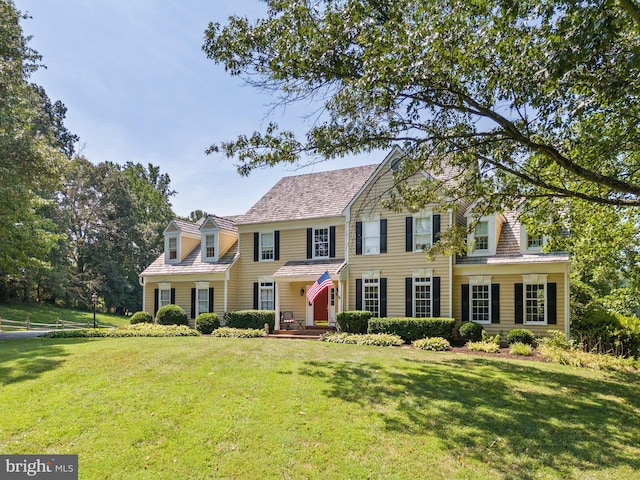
[0,330,51,340]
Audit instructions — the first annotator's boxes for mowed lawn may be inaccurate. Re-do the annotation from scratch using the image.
[1,337,639,479]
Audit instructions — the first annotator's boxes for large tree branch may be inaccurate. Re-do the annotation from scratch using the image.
[619,0,640,27]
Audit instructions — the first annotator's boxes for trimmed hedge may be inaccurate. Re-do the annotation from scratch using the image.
[368,317,456,343]
[196,313,220,334]
[46,324,200,337]
[225,310,275,333]
[210,327,266,338]
[506,328,536,346]
[130,311,153,324]
[458,321,483,342]
[336,311,372,334]
[320,332,403,346]
[156,305,189,326]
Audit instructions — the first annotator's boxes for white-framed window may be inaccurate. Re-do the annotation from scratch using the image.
[522,274,547,324]
[168,237,178,260]
[205,234,215,259]
[474,221,489,251]
[520,225,548,253]
[471,285,490,323]
[466,213,502,256]
[413,277,432,318]
[197,289,209,315]
[527,234,544,249]
[158,282,171,310]
[363,277,380,317]
[259,282,274,310]
[260,232,274,261]
[414,215,432,252]
[363,220,380,255]
[314,228,329,259]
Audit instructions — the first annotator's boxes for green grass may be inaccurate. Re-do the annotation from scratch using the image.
[0,302,130,328]
[1,337,639,479]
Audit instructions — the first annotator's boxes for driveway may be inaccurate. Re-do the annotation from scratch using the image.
[0,330,51,340]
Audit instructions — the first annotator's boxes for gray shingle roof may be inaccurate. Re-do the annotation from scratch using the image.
[141,241,239,277]
[237,164,379,225]
[172,218,203,236]
[273,259,346,280]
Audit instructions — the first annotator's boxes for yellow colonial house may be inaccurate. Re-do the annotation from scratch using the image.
[139,148,570,336]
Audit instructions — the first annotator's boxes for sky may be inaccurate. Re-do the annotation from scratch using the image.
[14,0,378,218]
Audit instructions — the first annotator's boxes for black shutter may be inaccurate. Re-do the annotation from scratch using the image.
[380,219,387,253]
[209,287,214,313]
[433,214,441,243]
[191,288,196,318]
[547,283,557,324]
[405,217,413,252]
[515,283,524,324]
[254,232,259,262]
[170,288,175,305]
[154,288,159,316]
[355,222,363,255]
[432,276,441,317]
[330,226,336,258]
[461,284,469,322]
[405,278,413,317]
[355,279,363,310]
[274,231,280,261]
[253,282,259,310]
[380,278,387,318]
[306,228,313,259]
[491,284,500,324]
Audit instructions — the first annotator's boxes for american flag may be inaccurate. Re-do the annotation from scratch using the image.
[306,271,334,303]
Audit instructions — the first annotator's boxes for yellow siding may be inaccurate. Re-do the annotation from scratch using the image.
[143,280,229,320]
[219,231,236,257]
[180,236,199,261]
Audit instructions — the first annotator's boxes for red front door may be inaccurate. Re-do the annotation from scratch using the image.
[313,288,329,323]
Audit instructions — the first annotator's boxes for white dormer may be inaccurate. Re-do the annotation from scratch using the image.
[199,216,220,263]
[464,207,505,256]
[520,224,548,254]
[163,219,200,264]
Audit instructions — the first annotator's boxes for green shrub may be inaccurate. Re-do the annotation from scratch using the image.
[156,305,189,326]
[129,311,153,324]
[506,328,535,346]
[225,310,275,333]
[46,324,200,337]
[368,317,455,342]
[320,332,403,346]
[196,313,220,334]
[413,337,451,351]
[538,330,574,350]
[538,344,638,372]
[210,327,266,338]
[510,342,532,356]
[458,321,483,342]
[571,307,640,358]
[468,341,500,353]
[336,311,372,334]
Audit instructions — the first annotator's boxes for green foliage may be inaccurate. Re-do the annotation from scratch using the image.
[467,341,501,353]
[210,327,266,338]
[195,313,220,334]
[506,329,536,346]
[368,317,455,343]
[571,307,640,358]
[129,311,153,325]
[320,332,403,347]
[413,337,451,352]
[537,330,575,350]
[458,321,484,342]
[46,324,200,337]
[538,345,638,372]
[224,310,275,333]
[155,305,189,326]
[336,310,372,334]
[509,343,533,356]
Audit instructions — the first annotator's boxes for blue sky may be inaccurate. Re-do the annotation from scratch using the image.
[15,0,377,218]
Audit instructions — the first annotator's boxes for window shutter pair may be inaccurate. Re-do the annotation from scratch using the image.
[254,231,280,261]
[355,278,387,317]
[306,226,336,259]
[355,219,387,255]
[514,283,557,324]
[405,277,441,317]
[190,288,215,318]
[405,215,440,252]
[461,283,500,323]
[154,288,175,315]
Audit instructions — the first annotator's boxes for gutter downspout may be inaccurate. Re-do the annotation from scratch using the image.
[139,275,146,313]
[449,209,453,318]
[564,262,570,338]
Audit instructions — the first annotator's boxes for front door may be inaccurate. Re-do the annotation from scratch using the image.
[313,288,329,325]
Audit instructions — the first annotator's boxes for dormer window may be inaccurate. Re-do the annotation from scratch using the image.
[520,225,547,253]
[527,234,544,249]
[205,234,216,259]
[474,221,489,251]
[166,236,178,262]
[465,213,503,256]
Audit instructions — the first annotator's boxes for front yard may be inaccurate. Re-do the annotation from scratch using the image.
[0,336,638,479]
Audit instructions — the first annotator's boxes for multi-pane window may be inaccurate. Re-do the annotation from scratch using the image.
[527,234,544,249]
[525,284,546,323]
[414,277,432,318]
[414,216,432,251]
[159,289,171,308]
[314,228,329,258]
[261,232,274,261]
[168,237,177,260]
[363,278,379,317]
[363,221,379,255]
[474,221,489,251]
[197,289,209,315]
[205,235,215,259]
[259,282,274,310]
[471,284,490,323]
